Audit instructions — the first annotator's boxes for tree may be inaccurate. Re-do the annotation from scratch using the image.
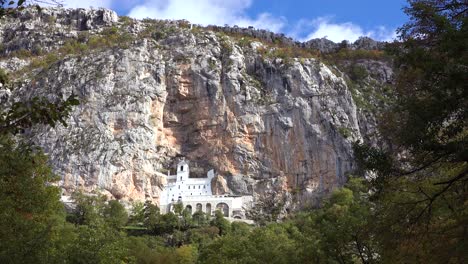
[384,0,467,173]
[192,211,208,227]
[181,208,194,230]
[103,200,128,228]
[128,201,145,225]
[210,210,230,236]
[199,223,300,264]
[292,178,379,264]
[173,201,184,216]
[143,200,160,232]
[67,191,107,226]
[355,1,468,262]
[0,94,79,135]
[0,135,65,263]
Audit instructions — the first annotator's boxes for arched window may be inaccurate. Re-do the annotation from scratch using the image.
[181,165,184,171]
[216,203,230,217]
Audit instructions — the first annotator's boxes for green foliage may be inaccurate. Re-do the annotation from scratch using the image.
[159,212,180,234]
[237,37,253,48]
[181,208,194,230]
[348,64,368,81]
[139,19,179,41]
[64,223,131,264]
[210,210,231,235]
[218,34,233,55]
[0,68,8,85]
[257,46,318,66]
[10,48,33,58]
[29,52,59,70]
[103,200,128,228]
[325,48,391,63]
[372,165,468,263]
[88,27,134,49]
[128,201,145,225]
[119,16,134,26]
[46,15,56,25]
[143,200,160,231]
[0,94,79,135]
[59,39,89,54]
[173,201,184,215]
[0,135,64,263]
[192,211,208,227]
[338,126,353,139]
[199,223,301,264]
[67,192,107,226]
[354,1,468,262]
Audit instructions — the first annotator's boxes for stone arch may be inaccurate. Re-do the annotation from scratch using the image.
[206,203,212,216]
[216,202,229,217]
[232,210,243,219]
[196,203,202,212]
[185,205,192,214]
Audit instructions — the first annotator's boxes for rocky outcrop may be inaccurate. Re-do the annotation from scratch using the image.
[0,7,118,55]
[0,8,392,210]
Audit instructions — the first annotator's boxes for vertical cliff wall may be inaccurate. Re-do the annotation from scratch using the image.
[0,7,392,209]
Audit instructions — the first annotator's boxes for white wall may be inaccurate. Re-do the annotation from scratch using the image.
[160,160,214,207]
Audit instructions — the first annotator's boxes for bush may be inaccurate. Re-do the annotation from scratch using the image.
[338,127,353,139]
[59,40,88,54]
[349,64,368,81]
[0,68,8,85]
[11,49,33,58]
[325,48,391,63]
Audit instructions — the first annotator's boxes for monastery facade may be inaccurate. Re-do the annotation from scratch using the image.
[159,159,252,219]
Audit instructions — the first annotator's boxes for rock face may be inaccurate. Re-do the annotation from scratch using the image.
[0,8,392,210]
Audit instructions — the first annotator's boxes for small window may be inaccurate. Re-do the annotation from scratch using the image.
[190,193,192,195]
[198,185,200,189]
[203,185,205,189]
[181,165,184,171]
[178,185,180,189]
[188,186,190,189]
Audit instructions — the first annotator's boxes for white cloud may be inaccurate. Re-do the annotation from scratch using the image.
[127,0,285,32]
[297,17,396,43]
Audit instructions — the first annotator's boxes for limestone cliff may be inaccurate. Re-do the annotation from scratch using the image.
[0,7,392,210]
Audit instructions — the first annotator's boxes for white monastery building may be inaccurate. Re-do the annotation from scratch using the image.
[159,159,252,219]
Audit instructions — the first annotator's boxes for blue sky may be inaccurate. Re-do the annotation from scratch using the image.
[60,0,409,42]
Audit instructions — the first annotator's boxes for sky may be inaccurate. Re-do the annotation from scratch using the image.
[57,0,410,42]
